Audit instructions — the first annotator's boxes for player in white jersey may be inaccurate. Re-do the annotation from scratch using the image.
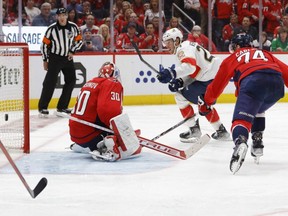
[157,28,230,142]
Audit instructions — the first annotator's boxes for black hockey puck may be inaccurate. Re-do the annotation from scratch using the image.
[5,114,8,121]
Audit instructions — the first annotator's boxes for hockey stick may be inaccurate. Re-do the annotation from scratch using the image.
[151,114,195,141]
[58,113,210,160]
[0,140,48,198]
[59,112,193,141]
[131,40,160,74]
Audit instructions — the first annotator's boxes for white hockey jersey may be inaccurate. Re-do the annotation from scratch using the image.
[174,40,221,83]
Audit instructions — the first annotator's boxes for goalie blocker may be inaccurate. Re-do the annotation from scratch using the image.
[89,113,142,161]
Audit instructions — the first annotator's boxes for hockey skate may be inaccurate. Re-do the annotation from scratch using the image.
[90,135,121,162]
[90,150,117,162]
[211,124,231,141]
[96,140,108,154]
[70,143,90,154]
[57,108,72,114]
[38,109,49,118]
[180,119,202,143]
[251,132,264,164]
[55,108,72,117]
[230,135,248,174]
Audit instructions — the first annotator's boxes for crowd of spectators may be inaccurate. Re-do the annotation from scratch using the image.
[2,0,288,52]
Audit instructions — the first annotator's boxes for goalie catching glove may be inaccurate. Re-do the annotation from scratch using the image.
[168,78,184,92]
[157,65,176,83]
[198,95,212,116]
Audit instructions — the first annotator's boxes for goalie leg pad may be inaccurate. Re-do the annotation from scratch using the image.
[110,113,142,160]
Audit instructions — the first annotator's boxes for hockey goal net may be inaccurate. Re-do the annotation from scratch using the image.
[0,43,30,153]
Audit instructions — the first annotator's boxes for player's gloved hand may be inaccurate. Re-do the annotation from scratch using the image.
[168,78,184,92]
[198,95,212,116]
[157,65,176,83]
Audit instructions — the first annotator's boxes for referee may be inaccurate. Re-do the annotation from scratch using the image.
[38,7,83,117]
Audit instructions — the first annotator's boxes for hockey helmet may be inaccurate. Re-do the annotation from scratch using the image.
[230,33,253,52]
[162,28,183,54]
[98,62,121,81]
[162,28,183,43]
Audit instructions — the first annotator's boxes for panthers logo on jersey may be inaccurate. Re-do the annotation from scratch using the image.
[177,50,185,60]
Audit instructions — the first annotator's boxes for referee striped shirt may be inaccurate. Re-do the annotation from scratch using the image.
[41,21,83,61]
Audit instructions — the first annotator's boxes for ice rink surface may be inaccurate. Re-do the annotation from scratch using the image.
[1,103,288,216]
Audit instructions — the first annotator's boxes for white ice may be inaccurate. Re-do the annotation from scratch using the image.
[1,103,288,216]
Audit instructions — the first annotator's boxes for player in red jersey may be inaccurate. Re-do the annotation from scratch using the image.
[198,33,288,174]
[69,62,142,161]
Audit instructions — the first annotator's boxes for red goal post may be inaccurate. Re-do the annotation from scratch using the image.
[0,43,30,153]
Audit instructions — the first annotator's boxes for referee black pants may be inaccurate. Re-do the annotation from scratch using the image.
[38,54,76,111]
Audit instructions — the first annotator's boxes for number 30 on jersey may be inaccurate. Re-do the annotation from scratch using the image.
[111,92,121,101]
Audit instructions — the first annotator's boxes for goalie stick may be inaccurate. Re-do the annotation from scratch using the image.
[139,135,210,160]
[58,113,210,160]
[58,112,194,141]
[0,140,48,198]
[131,40,160,74]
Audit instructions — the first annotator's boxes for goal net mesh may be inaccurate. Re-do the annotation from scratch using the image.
[0,45,29,152]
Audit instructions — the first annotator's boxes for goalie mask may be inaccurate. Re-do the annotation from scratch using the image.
[98,62,121,81]
[162,28,183,54]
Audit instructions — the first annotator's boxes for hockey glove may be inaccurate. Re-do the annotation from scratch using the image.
[157,66,176,83]
[168,78,184,92]
[198,95,212,116]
